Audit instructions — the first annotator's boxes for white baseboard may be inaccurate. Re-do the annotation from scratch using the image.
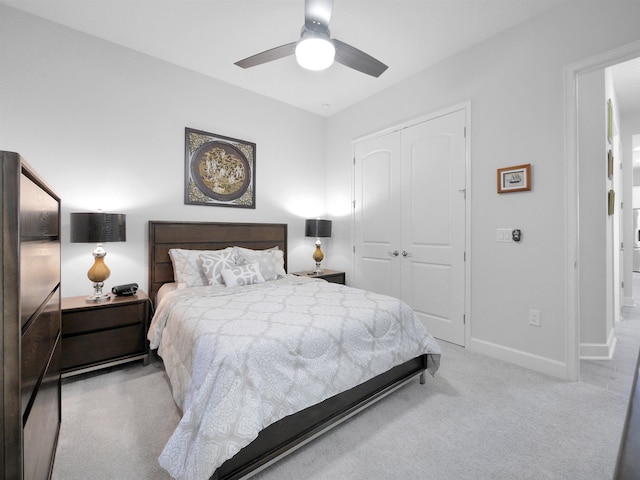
[468,337,568,379]
[580,329,617,359]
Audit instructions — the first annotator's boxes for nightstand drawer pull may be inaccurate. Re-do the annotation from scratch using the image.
[387,250,399,257]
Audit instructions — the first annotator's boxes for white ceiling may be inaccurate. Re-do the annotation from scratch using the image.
[1,0,574,116]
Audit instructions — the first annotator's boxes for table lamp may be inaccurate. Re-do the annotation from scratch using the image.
[305,219,332,274]
[70,212,126,302]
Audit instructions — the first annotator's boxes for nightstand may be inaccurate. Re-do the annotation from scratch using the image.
[292,269,346,285]
[61,290,150,377]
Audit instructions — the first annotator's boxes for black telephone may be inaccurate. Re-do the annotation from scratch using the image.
[111,283,139,296]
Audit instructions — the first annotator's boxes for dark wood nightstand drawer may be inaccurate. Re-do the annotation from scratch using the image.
[319,272,346,284]
[291,269,346,285]
[62,301,146,335]
[61,324,145,371]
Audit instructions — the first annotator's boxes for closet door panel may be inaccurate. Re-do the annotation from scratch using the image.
[406,135,451,246]
[354,132,402,297]
[408,263,451,327]
[400,110,466,346]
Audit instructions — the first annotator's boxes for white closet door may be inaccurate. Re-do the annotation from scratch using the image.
[400,110,466,346]
[353,108,467,346]
[353,131,402,298]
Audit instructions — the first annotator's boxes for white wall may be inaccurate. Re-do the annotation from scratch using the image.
[0,6,328,298]
[325,0,640,376]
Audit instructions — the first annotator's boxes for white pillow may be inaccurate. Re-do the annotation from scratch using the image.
[168,248,208,289]
[234,247,286,281]
[221,263,265,287]
[200,249,240,286]
[169,248,237,289]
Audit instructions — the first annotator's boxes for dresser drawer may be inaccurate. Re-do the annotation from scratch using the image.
[20,240,60,328]
[23,340,60,480]
[21,292,60,417]
[62,301,146,335]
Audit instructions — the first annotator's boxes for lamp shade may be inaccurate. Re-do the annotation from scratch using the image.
[305,219,332,238]
[70,212,126,243]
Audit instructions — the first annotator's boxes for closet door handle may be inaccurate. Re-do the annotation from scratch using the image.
[387,250,399,257]
[402,250,412,257]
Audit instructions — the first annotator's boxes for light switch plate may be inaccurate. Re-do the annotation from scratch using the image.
[496,228,513,243]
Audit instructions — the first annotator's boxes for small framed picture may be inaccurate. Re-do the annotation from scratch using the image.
[608,189,615,216]
[497,164,531,193]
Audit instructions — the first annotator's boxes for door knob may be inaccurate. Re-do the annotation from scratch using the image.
[402,250,412,257]
[387,250,399,257]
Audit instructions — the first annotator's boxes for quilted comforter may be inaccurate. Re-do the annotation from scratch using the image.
[148,275,441,480]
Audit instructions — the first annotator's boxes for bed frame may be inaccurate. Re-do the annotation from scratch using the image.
[148,221,432,480]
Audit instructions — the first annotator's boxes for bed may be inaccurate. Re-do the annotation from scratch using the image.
[147,221,441,480]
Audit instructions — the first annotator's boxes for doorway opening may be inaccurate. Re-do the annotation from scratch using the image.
[577,56,640,394]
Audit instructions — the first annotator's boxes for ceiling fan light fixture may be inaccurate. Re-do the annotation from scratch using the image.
[295,37,335,71]
[235,0,387,77]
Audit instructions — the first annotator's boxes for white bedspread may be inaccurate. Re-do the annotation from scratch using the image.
[148,275,441,480]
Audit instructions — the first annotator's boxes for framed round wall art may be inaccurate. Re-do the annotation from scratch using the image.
[184,127,256,208]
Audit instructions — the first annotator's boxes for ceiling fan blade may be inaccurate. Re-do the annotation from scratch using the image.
[333,39,388,78]
[305,0,333,28]
[234,42,297,69]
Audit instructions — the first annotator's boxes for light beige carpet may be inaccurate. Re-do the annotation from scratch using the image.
[53,341,628,480]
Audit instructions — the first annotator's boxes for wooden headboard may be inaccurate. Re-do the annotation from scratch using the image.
[148,221,288,303]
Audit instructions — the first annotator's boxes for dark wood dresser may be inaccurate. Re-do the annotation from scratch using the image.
[1,152,61,480]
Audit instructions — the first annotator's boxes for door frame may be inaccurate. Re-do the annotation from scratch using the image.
[564,40,640,381]
[351,101,472,346]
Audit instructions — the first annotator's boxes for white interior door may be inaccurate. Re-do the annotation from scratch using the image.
[353,108,467,346]
[353,132,402,298]
[400,110,466,346]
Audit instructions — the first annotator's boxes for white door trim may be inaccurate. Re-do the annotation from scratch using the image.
[353,101,471,143]
[564,40,640,381]
[351,101,472,346]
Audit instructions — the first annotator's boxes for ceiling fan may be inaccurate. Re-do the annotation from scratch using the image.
[234,0,388,78]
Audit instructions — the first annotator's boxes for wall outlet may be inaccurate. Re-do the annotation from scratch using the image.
[529,309,541,327]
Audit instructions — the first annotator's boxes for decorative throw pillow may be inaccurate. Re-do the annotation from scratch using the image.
[169,248,237,289]
[234,247,286,281]
[200,249,240,286]
[221,263,265,287]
